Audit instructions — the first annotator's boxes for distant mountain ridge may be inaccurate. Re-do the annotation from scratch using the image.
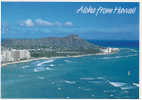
[2,34,101,51]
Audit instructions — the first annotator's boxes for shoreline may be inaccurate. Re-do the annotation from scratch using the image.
[1,57,50,67]
[1,52,116,67]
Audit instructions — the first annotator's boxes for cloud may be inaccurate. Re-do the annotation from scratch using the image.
[35,18,73,27]
[24,19,34,27]
[64,21,73,26]
[20,18,73,27]
[35,18,54,26]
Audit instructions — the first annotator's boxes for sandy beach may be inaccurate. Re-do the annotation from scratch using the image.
[1,51,116,67]
[1,57,49,67]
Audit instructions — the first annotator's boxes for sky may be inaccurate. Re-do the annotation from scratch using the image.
[1,2,139,40]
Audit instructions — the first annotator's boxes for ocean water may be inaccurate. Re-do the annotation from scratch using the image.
[1,40,139,99]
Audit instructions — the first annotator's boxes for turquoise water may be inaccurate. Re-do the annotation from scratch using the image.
[1,47,139,99]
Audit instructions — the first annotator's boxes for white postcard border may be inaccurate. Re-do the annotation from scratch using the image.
[0,0,141,100]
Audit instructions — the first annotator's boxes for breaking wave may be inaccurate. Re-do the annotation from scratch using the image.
[34,67,45,72]
[64,60,72,63]
[120,48,138,53]
[64,80,76,84]
[45,67,54,70]
[37,59,54,66]
[80,77,95,80]
[22,65,30,69]
[34,67,53,72]
[133,83,139,87]
[49,64,55,67]
[109,81,127,87]
[120,86,135,90]
[96,77,105,80]
[109,81,138,90]
[100,54,137,60]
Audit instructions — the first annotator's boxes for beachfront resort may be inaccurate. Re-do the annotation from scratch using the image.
[1,47,119,65]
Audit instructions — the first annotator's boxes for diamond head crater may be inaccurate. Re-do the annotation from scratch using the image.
[1,34,118,66]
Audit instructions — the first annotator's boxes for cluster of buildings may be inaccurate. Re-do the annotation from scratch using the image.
[100,47,119,53]
[1,49,31,63]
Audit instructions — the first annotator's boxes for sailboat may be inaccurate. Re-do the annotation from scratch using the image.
[128,71,131,76]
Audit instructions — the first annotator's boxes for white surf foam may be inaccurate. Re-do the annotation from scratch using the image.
[22,65,30,69]
[87,77,105,84]
[46,67,54,70]
[109,81,127,87]
[37,59,54,66]
[96,77,104,80]
[120,48,137,52]
[129,49,137,52]
[66,97,70,99]
[64,80,76,84]
[100,56,120,60]
[64,60,72,63]
[120,86,135,90]
[124,54,138,58]
[34,66,53,72]
[57,87,62,90]
[80,77,95,80]
[91,94,95,97]
[133,83,139,87]
[100,54,137,60]
[109,81,138,90]
[34,67,45,72]
[49,64,55,67]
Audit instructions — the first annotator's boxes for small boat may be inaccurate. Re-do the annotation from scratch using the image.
[128,71,131,76]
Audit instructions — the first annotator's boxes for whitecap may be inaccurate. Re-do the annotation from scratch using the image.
[22,65,30,69]
[122,54,138,58]
[100,54,137,60]
[109,81,127,87]
[64,80,76,84]
[133,83,139,87]
[120,86,135,90]
[96,77,104,80]
[129,49,137,52]
[64,60,72,63]
[110,94,114,97]
[46,67,54,70]
[80,77,95,80]
[66,97,70,99]
[34,67,45,72]
[49,64,55,67]
[37,59,54,66]
[100,56,120,60]
[57,88,62,90]
[91,94,95,97]
[120,48,137,52]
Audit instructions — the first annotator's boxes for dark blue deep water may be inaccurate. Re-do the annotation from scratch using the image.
[1,40,139,99]
[89,40,139,48]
